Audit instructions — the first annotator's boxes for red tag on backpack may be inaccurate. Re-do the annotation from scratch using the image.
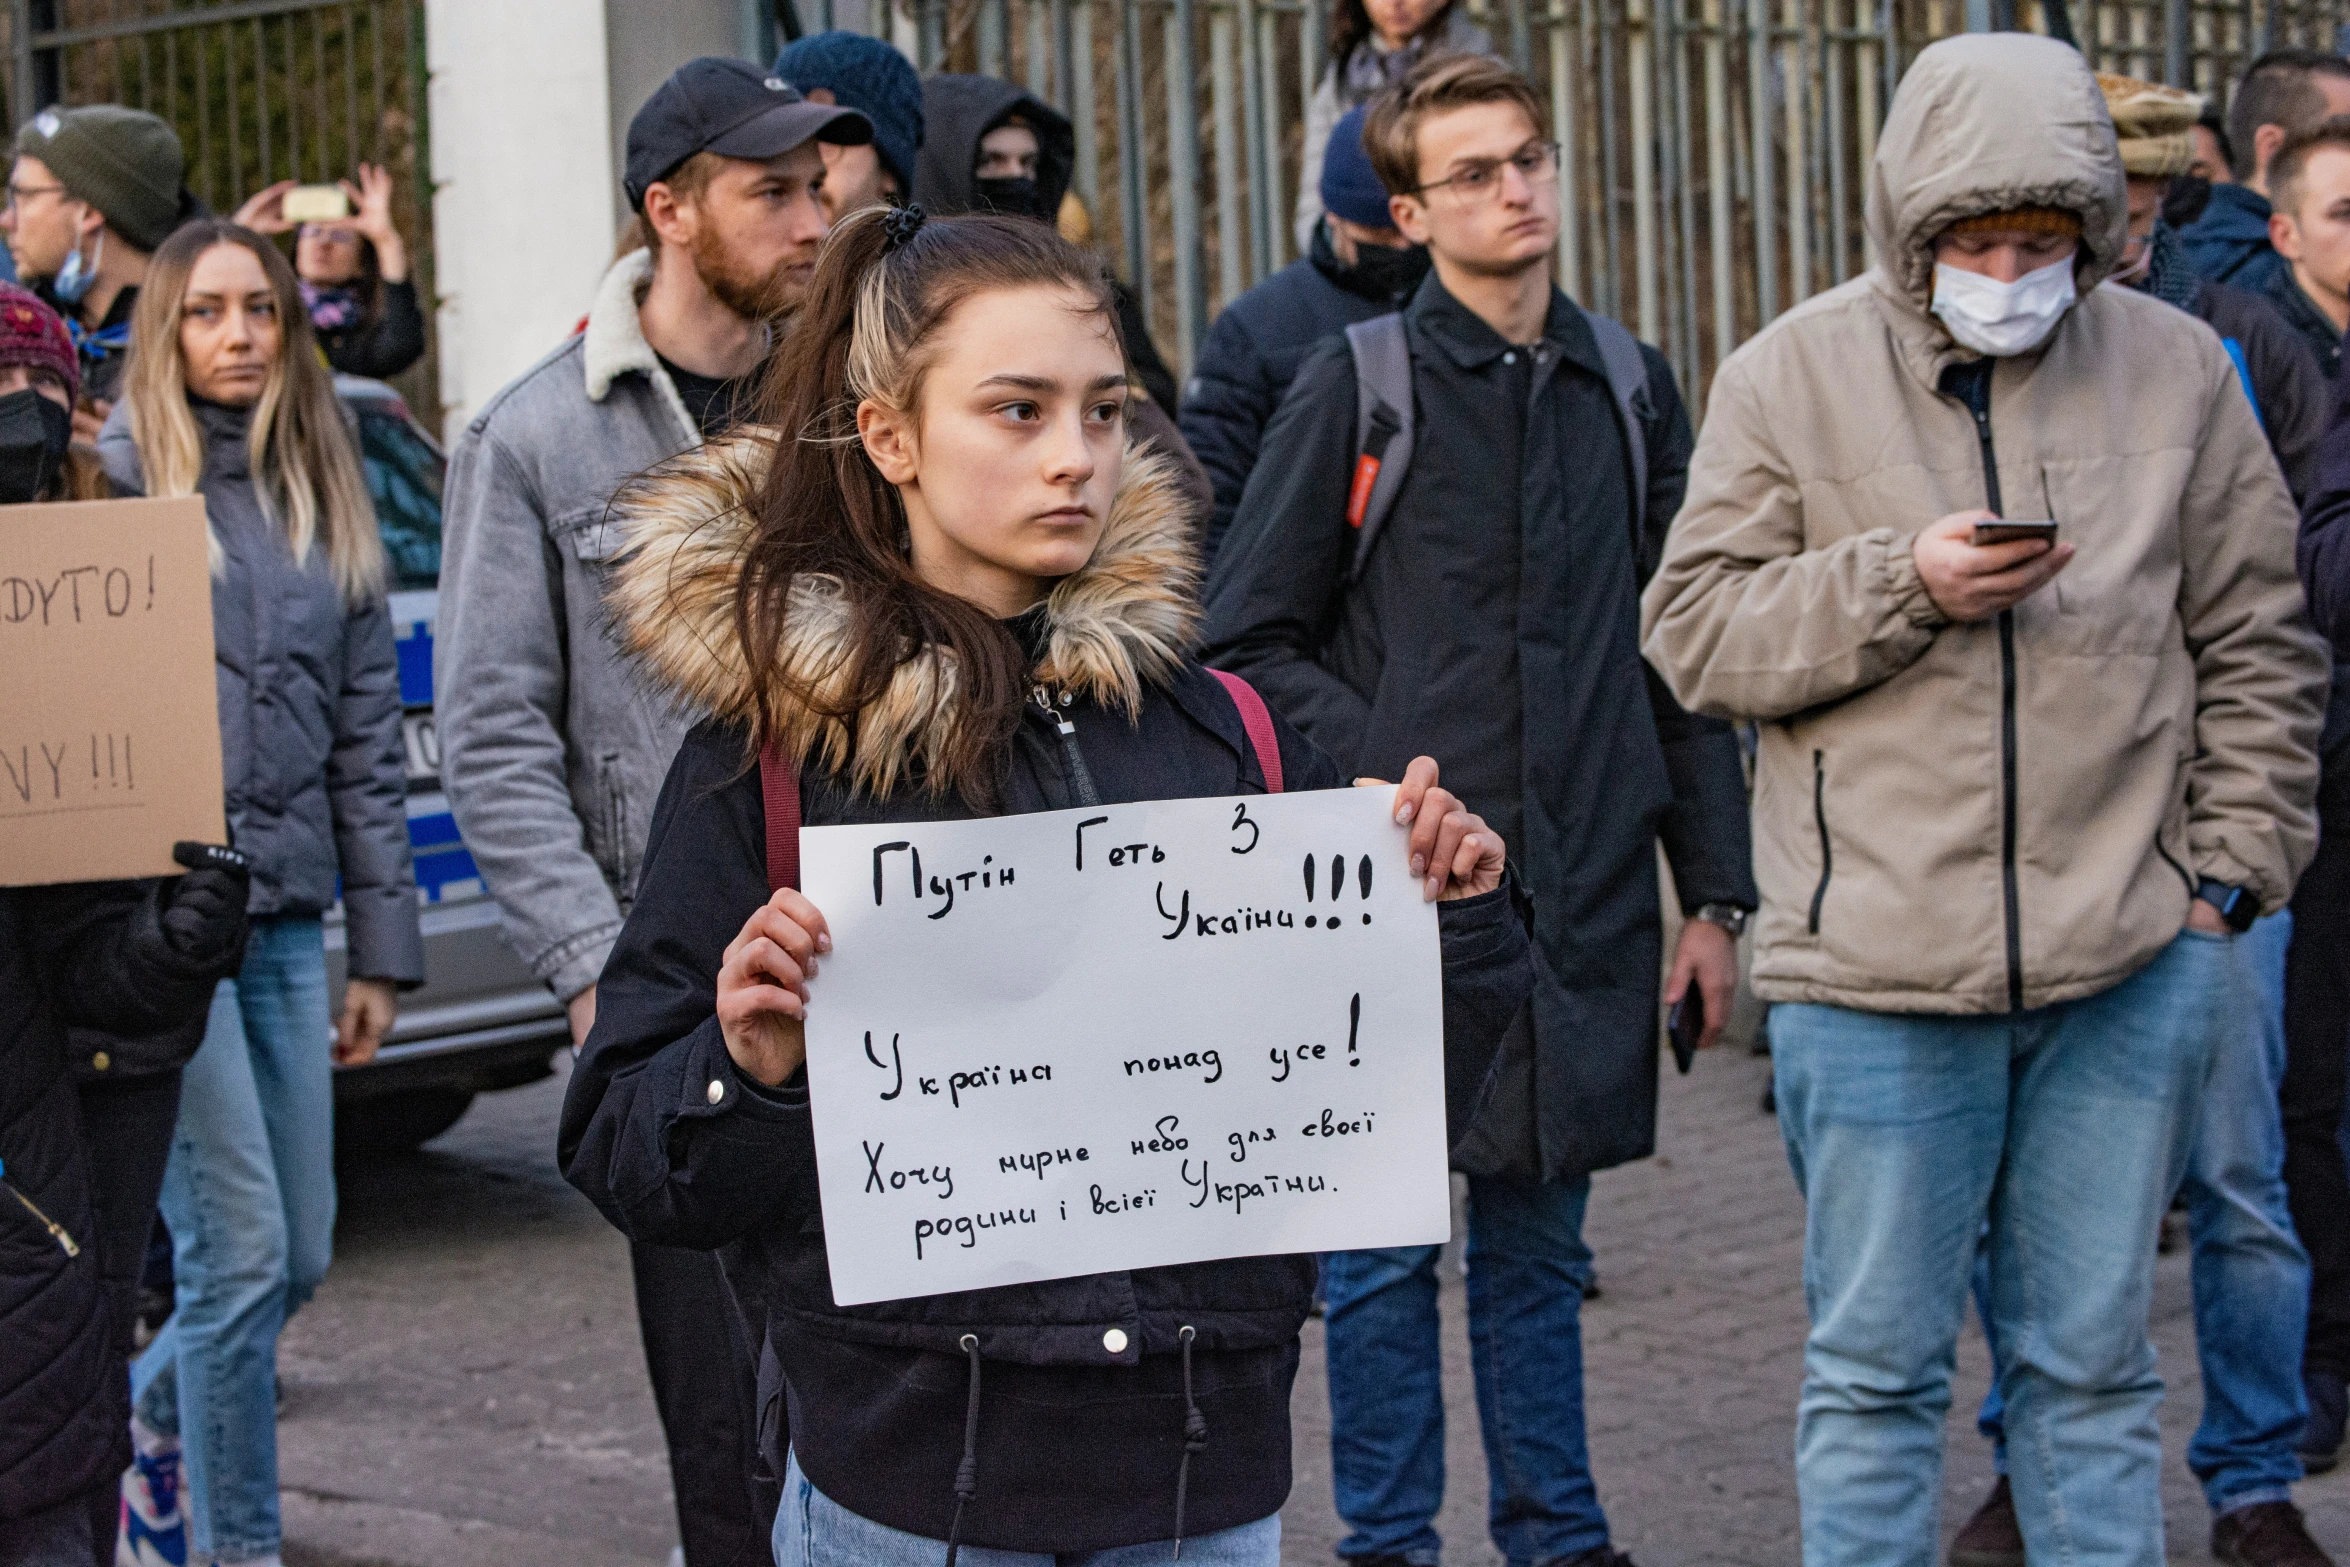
[1345,453,1381,529]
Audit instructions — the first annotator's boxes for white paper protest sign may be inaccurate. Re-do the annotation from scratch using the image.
[798,786,1450,1307]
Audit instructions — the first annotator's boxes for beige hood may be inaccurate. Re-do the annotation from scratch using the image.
[1865,33,2129,318]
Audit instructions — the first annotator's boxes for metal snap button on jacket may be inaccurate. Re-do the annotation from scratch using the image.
[1102,1327,1129,1354]
[707,1078,724,1105]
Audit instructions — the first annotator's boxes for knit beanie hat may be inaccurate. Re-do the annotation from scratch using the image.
[1322,104,1394,228]
[775,32,924,196]
[0,282,82,405]
[14,105,186,254]
[2097,72,2204,178]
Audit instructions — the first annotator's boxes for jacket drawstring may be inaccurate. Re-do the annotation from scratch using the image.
[1173,1324,1209,1558]
[944,1333,983,1567]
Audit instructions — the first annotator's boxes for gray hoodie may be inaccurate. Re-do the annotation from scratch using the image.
[433,250,700,1003]
[98,398,422,983]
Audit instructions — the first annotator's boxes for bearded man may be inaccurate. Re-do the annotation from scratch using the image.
[435,57,870,1567]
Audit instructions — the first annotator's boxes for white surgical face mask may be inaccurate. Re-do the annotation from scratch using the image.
[1930,253,2078,357]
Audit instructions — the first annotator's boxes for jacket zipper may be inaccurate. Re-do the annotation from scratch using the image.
[1032,687,1104,808]
[1808,750,1832,935]
[2,1175,80,1256]
[1955,367,2027,1013]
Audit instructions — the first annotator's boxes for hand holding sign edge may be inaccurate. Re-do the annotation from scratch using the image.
[720,886,833,1087]
[1356,756,1505,903]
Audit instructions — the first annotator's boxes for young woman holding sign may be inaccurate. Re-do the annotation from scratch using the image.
[97,221,421,1567]
[561,206,1531,1567]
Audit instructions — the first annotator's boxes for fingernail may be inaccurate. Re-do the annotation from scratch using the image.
[1425,874,1442,901]
[817,933,832,952]
[1410,854,1426,878]
[1396,801,1415,825]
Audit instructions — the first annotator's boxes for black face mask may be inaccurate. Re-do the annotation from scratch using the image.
[974,175,1048,222]
[2163,174,2215,230]
[0,388,71,505]
[1348,241,1432,303]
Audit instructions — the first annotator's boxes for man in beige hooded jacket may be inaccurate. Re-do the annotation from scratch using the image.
[1643,34,2327,1567]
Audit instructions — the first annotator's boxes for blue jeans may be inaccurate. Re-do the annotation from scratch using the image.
[1771,929,2233,1567]
[132,918,338,1565]
[768,1451,1280,1565]
[1972,913,2310,1516]
[1320,1175,1604,1567]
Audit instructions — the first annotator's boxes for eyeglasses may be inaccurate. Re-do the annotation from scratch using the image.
[2,180,65,212]
[1412,141,1561,201]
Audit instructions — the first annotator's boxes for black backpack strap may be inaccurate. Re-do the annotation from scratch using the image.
[1343,313,1413,580]
[1586,312,1652,541]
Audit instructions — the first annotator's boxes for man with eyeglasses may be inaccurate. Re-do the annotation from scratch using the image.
[1,105,197,440]
[1204,51,1752,1567]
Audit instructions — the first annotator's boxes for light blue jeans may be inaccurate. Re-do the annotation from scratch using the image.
[1973,912,2310,1516]
[1772,928,2234,1567]
[770,1451,1281,1566]
[132,917,338,1565]
[1320,1176,1605,1567]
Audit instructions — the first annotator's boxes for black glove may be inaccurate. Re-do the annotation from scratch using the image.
[163,841,251,968]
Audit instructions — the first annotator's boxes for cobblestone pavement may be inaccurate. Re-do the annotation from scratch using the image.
[278,1045,2350,1567]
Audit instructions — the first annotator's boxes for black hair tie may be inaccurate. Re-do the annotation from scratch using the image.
[882,203,928,252]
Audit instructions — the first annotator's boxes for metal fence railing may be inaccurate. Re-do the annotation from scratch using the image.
[836,0,2350,405]
[3,0,437,425]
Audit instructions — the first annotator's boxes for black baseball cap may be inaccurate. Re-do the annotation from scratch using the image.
[625,57,873,209]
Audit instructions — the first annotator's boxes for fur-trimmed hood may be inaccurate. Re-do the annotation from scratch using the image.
[607,433,1201,796]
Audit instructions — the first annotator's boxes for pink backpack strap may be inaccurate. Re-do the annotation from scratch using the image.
[1208,669,1284,794]
[758,737,802,892]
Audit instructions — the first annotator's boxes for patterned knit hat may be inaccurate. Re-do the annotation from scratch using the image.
[2097,72,2204,179]
[0,282,81,405]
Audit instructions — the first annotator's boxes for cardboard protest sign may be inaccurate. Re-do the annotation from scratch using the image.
[1,496,223,884]
[799,786,1449,1306]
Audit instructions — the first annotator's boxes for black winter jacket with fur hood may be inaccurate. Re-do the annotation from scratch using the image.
[558,437,1532,1553]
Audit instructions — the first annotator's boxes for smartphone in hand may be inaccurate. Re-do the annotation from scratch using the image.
[1667,990,1703,1074]
[1972,520,2059,547]
[281,184,351,223]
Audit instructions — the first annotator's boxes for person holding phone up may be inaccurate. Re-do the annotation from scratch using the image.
[1643,36,2328,1567]
[560,206,1530,1566]
[234,165,425,381]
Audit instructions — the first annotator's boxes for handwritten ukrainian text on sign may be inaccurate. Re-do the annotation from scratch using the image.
[799,786,1450,1306]
[1,497,223,885]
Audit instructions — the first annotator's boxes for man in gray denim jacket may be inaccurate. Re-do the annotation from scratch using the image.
[435,58,868,1567]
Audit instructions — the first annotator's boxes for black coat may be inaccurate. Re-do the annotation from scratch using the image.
[2263,267,2346,384]
[1201,277,1755,1181]
[317,278,427,382]
[559,665,1531,1554]
[1,882,229,1520]
[2195,277,2330,500]
[1180,223,1414,566]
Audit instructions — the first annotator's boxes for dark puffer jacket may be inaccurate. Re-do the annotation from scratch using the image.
[97,399,422,983]
[1,882,233,1521]
[559,440,1532,1553]
[1180,222,1417,566]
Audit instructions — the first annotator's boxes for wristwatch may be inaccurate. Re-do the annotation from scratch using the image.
[1693,903,1752,938]
[2195,878,2260,934]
